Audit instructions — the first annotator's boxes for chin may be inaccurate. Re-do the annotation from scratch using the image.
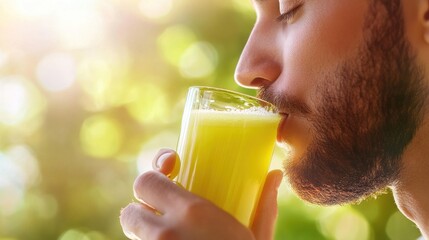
[283,151,397,206]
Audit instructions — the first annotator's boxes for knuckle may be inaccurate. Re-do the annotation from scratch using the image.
[134,171,159,192]
[183,198,210,220]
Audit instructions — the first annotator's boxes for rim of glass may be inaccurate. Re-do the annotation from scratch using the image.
[189,86,277,112]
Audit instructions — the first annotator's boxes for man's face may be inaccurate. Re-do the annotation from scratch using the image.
[235,0,427,205]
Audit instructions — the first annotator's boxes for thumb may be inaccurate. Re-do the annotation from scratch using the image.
[251,169,283,240]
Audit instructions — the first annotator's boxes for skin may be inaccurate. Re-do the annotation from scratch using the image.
[120,0,429,239]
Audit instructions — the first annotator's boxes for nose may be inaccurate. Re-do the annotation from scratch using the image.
[234,21,282,89]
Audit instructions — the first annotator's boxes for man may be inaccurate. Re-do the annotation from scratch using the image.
[120,0,429,239]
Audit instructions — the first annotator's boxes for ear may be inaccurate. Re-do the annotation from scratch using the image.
[420,0,429,43]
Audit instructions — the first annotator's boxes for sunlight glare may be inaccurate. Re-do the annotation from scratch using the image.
[7,0,54,18]
[139,0,172,19]
[53,0,105,49]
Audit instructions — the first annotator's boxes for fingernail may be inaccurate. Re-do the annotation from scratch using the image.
[156,151,173,169]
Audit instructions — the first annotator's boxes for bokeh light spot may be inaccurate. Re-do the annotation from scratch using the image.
[0,145,40,217]
[59,229,90,240]
[0,76,45,127]
[78,55,113,109]
[179,41,218,79]
[80,115,124,159]
[36,52,77,92]
[319,208,370,240]
[126,83,170,125]
[157,25,197,66]
[6,145,40,188]
[0,182,23,217]
[78,50,132,111]
[386,211,421,240]
[30,193,58,220]
[139,0,172,19]
[232,0,254,14]
[0,77,29,126]
[86,231,108,240]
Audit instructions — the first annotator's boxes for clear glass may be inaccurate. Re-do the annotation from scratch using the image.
[176,86,280,227]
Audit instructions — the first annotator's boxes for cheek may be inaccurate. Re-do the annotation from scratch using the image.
[276,1,368,108]
[275,1,369,156]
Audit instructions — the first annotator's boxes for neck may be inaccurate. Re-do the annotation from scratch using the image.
[392,119,429,239]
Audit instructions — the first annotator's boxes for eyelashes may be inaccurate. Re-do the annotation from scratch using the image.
[276,3,303,23]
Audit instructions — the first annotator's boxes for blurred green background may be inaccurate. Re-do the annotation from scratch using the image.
[0,0,422,239]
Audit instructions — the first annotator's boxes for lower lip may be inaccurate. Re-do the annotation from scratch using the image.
[277,114,288,142]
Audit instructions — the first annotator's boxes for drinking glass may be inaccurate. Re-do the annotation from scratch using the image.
[176,86,280,226]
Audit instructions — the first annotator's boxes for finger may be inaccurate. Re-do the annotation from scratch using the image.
[152,149,180,179]
[134,171,195,213]
[251,169,283,240]
[120,203,164,240]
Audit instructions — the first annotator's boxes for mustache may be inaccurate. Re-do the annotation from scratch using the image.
[257,86,311,116]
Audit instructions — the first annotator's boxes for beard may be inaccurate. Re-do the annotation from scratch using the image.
[259,0,428,205]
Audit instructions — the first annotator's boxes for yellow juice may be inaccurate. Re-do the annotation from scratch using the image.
[177,109,280,226]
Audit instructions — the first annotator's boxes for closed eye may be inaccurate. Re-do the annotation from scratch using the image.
[276,3,303,23]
